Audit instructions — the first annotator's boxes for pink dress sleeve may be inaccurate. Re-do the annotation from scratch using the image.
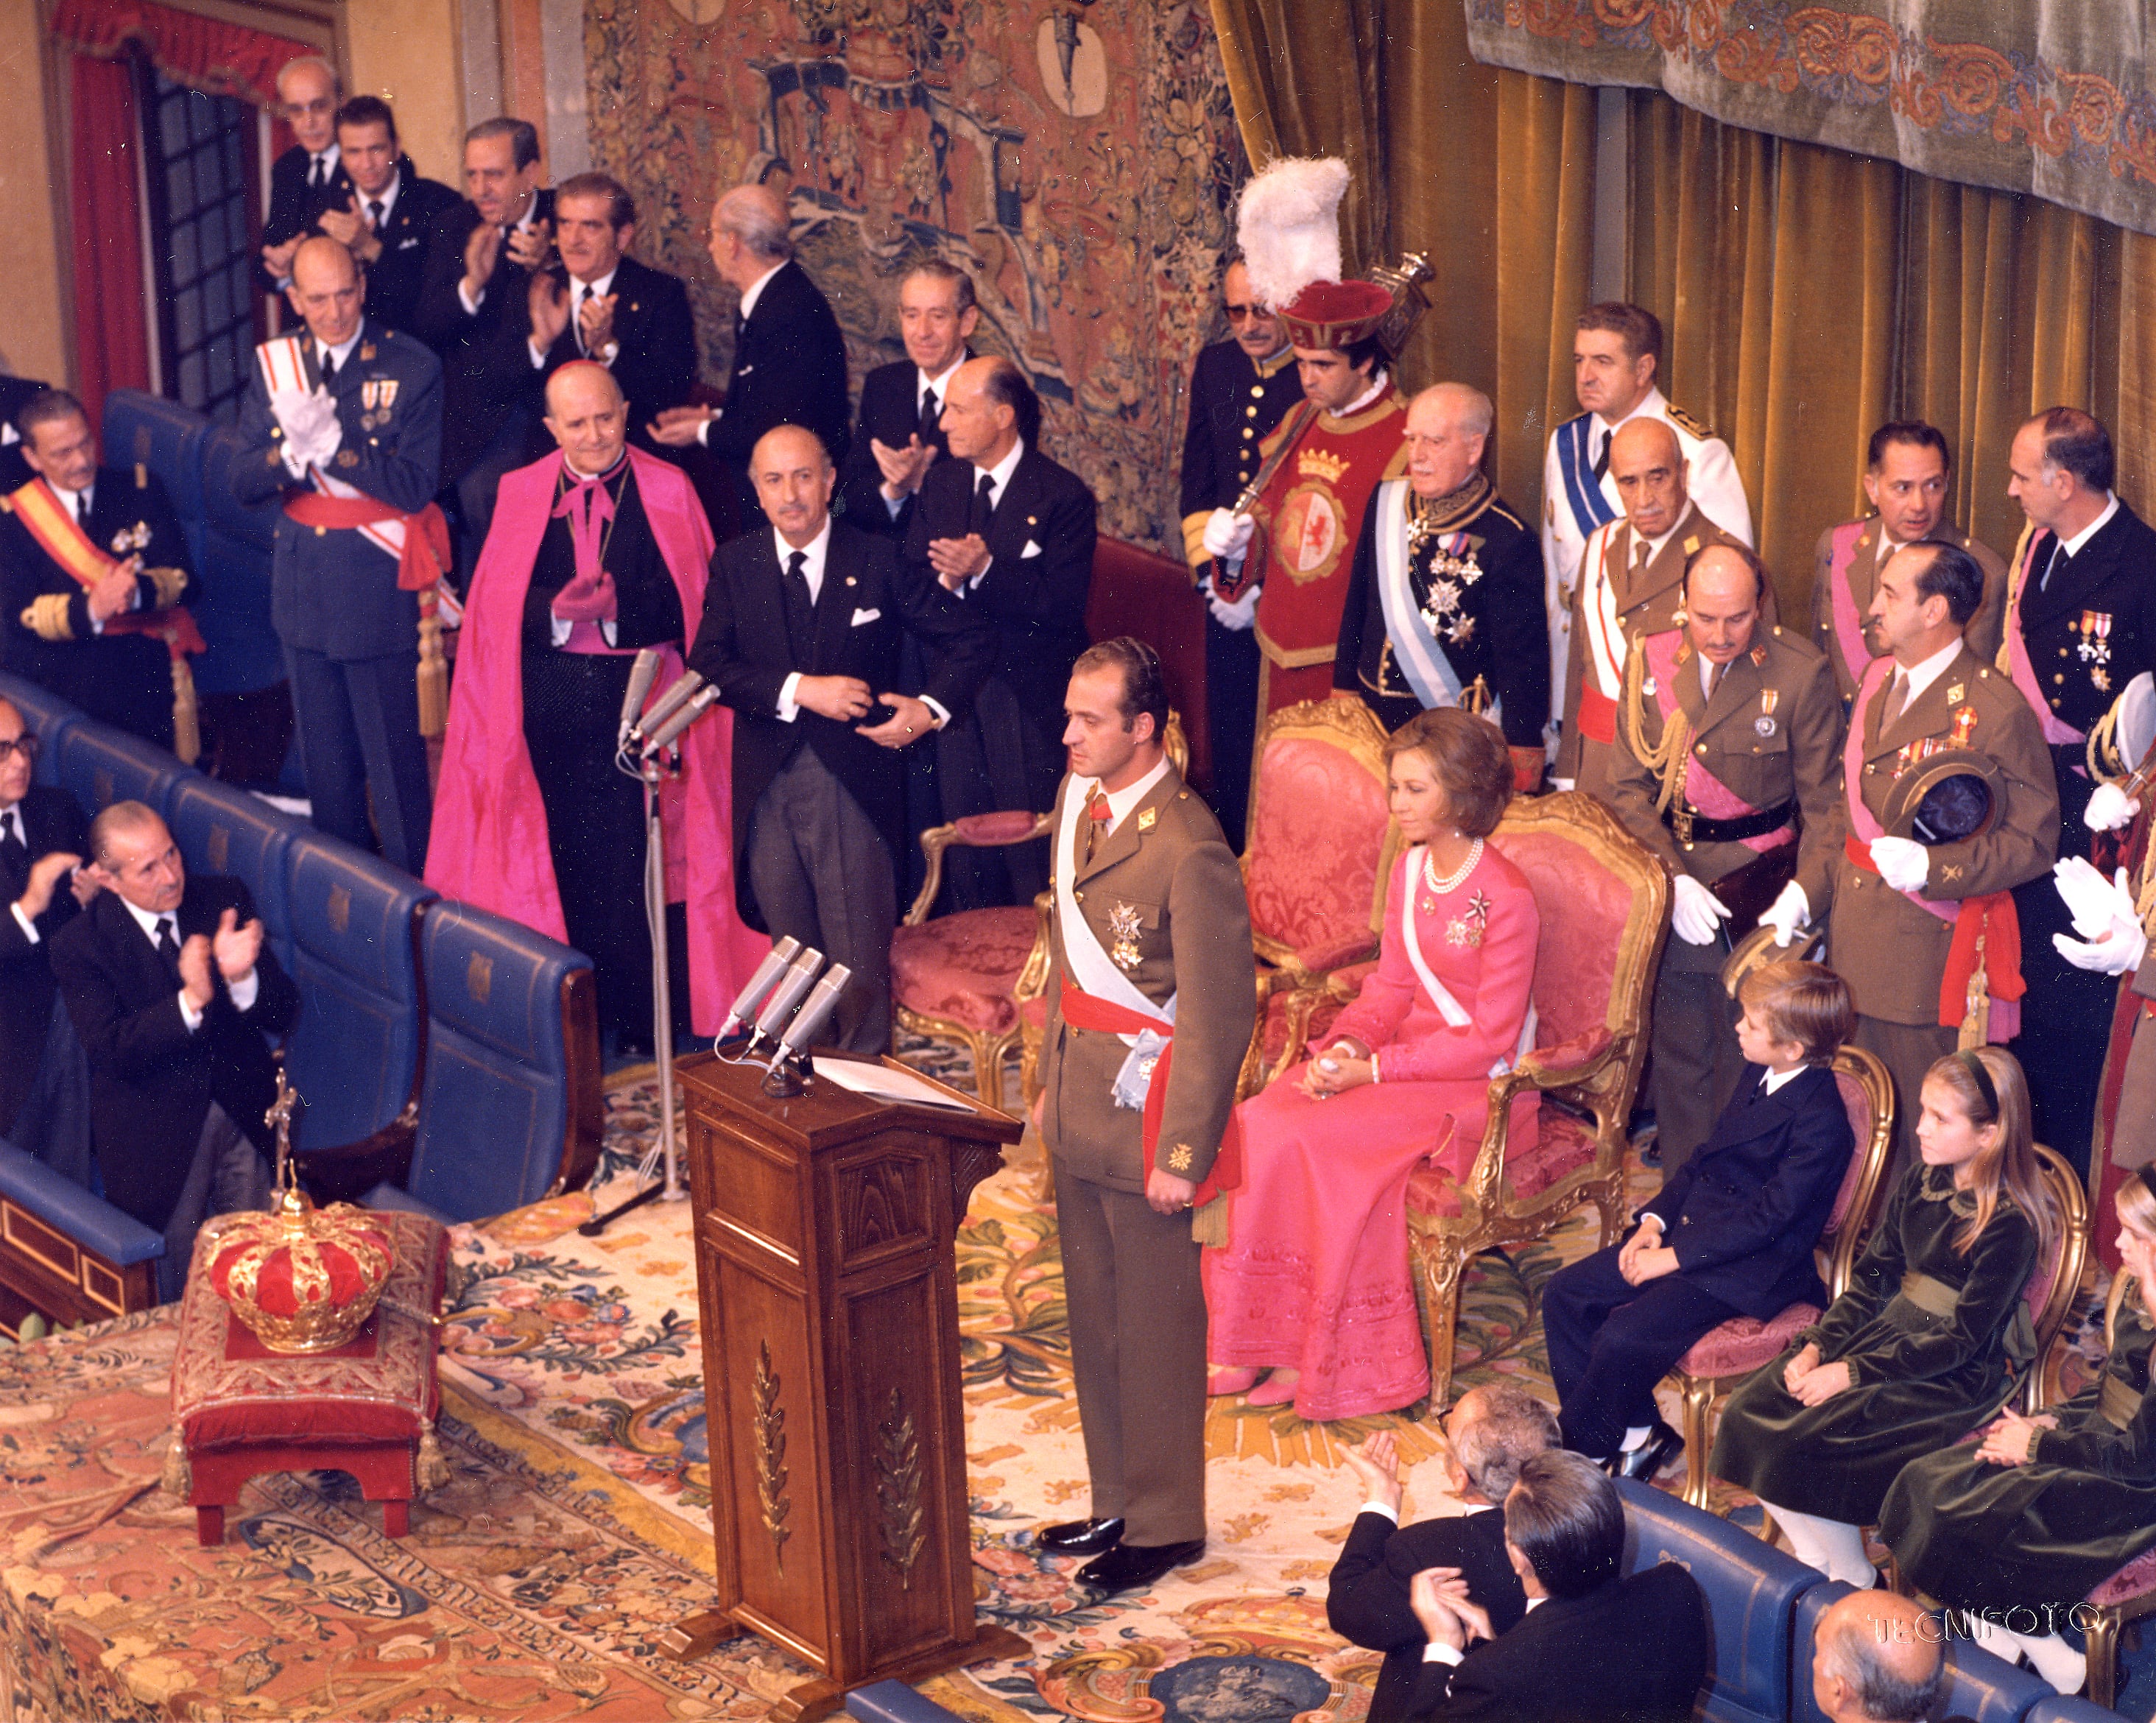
[1330,851,1418,1051]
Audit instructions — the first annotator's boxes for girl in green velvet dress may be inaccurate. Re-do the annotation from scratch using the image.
[1877,1167,2156,1696]
[1711,1047,2056,1587]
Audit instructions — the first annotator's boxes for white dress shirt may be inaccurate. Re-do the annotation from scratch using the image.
[530,264,619,367]
[772,518,950,730]
[1886,633,1967,716]
[695,262,789,446]
[884,352,969,515]
[116,895,258,1031]
[4,803,42,942]
[1072,754,1172,835]
[957,437,1028,592]
[2043,492,2121,590]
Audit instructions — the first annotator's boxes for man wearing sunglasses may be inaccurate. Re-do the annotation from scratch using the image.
[1177,260,1300,848]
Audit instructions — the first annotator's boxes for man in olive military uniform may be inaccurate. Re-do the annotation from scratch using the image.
[1179,261,1300,846]
[1035,637,1255,1596]
[1334,382,1547,786]
[1999,407,2156,1177]
[1607,545,1842,1175]
[1556,417,1756,801]
[1760,540,2058,1177]
[1809,422,2006,705]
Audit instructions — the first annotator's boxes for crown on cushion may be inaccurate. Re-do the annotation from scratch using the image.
[209,1188,395,1353]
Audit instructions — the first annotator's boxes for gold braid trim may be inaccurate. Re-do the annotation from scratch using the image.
[144,565,189,607]
[22,593,74,641]
[1998,518,2037,675]
[1621,634,1690,813]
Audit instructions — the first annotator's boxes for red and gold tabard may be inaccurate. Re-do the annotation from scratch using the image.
[1247,378,1406,714]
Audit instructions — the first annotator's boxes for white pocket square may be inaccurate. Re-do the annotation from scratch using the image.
[1021,539,1043,558]
[850,606,882,626]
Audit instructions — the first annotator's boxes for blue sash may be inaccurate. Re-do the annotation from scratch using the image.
[1556,416,1619,542]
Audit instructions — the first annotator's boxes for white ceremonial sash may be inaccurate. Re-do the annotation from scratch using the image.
[1056,781,1174,1109]
[1399,843,1536,1077]
[257,335,401,564]
[1582,524,1628,700]
[1374,480,1500,724]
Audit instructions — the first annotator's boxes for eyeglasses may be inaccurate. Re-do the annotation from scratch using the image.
[0,735,39,763]
[1224,303,1264,322]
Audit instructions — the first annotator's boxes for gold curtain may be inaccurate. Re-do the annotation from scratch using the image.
[1205,0,2156,621]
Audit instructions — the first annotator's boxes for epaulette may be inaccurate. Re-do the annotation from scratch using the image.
[1666,402,1717,443]
[135,462,149,489]
[1486,500,1527,532]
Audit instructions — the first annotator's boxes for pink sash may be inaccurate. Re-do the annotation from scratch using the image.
[1644,631,1792,853]
[1825,521,1872,688]
[2001,529,2086,747]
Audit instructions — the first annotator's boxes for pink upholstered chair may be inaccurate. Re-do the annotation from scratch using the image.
[2075,1271,2156,1712]
[2015,1144,2090,1417]
[1403,791,1670,1406]
[1666,1045,1895,1509]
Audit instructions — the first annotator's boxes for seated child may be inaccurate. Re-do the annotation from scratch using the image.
[1542,959,1856,1476]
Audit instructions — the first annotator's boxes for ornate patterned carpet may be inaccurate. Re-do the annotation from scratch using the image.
[1,1047,2138,1722]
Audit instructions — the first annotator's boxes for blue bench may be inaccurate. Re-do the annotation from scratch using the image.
[45,717,191,821]
[0,673,82,772]
[0,1137,162,1338]
[1791,1576,2060,1723]
[166,776,307,976]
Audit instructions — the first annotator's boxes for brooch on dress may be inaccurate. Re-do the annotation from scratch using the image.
[1107,901,1144,970]
[1446,890,1493,948]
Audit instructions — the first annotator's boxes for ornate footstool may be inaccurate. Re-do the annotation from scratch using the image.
[166,1208,450,1546]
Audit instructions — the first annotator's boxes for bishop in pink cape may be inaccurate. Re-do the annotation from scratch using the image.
[426,447,767,1032]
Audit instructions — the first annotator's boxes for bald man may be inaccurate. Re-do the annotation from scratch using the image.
[232,234,445,872]
[1808,1591,1944,1723]
[1556,417,1758,800]
[650,183,848,529]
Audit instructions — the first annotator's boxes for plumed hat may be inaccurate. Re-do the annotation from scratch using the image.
[1235,156,1350,314]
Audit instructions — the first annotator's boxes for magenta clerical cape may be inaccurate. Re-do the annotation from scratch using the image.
[424,447,767,1032]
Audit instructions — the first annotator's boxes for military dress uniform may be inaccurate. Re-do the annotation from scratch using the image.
[1542,390,1753,735]
[1555,503,1753,801]
[1178,337,1299,845]
[1040,760,1255,1551]
[1332,472,1549,767]
[1606,623,1842,1174]
[1808,515,2007,705]
[1818,645,2059,1177]
[1998,498,2156,1177]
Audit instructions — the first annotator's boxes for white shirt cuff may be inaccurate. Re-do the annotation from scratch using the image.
[550,613,572,648]
[11,901,38,944]
[1359,1500,1399,1523]
[776,671,803,722]
[883,489,906,518]
[179,991,203,1033]
[1423,1642,1463,1667]
[920,695,951,728]
[529,339,548,369]
[229,970,259,1013]
[965,556,993,591]
[459,278,485,315]
[696,413,718,448]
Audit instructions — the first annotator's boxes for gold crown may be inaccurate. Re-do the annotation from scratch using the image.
[1297,448,1350,485]
[208,1185,394,1353]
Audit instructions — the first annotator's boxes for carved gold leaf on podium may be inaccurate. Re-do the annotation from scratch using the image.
[753,1341,792,1568]
[875,1388,926,1588]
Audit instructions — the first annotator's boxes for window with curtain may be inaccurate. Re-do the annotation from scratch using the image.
[135,58,263,423]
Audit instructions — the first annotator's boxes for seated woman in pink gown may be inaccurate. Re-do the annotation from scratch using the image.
[1204,708,1540,1421]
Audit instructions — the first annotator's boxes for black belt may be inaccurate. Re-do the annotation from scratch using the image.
[1663,798,1795,847]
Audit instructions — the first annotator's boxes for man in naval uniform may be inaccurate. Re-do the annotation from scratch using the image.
[1543,303,1752,743]
[1179,259,1300,845]
[1606,545,1842,1176]
[1032,637,1255,1598]
[1333,382,1547,786]
[1997,407,2156,1179]
[1554,418,1753,801]
[1810,421,2005,706]
[1759,540,2057,1178]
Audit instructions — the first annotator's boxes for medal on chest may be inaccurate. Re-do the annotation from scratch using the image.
[1755,687,1780,738]
[1408,522,1484,646]
[109,521,150,556]
[1107,901,1144,970]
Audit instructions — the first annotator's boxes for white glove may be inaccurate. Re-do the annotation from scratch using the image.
[1759,879,1811,946]
[2085,781,2143,834]
[2055,922,2149,976]
[1202,507,1255,560]
[1550,778,1576,793]
[1670,873,1733,946]
[273,387,342,470]
[1205,576,1260,632]
[2054,857,2138,941]
[1869,836,1929,893]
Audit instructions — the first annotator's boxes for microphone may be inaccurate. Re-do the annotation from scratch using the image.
[641,684,719,755]
[775,963,850,1063]
[616,649,662,749]
[719,936,802,1040]
[630,669,706,745]
[750,947,825,1044]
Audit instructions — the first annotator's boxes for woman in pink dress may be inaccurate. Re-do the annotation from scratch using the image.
[1204,708,1540,1420]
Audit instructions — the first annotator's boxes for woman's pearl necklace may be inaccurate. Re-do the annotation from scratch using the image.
[1422,836,1484,897]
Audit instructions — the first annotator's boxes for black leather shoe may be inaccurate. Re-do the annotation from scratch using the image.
[1613,1420,1683,1481]
[1077,1537,1206,1595]
[1035,1515,1124,1557]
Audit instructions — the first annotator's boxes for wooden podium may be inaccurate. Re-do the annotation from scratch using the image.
[663,1051,1029,1719]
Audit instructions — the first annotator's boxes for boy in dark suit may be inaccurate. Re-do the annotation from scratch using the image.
[1542,960,1856,1476]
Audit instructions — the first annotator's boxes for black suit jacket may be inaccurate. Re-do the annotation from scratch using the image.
[415,189,556,482]
[708,260,850,511]
[50,875,300,1230]
[536,254,699,455]
[258,144,353,295]
[1328,1508,1529,1723]
[0,784,88,1136]
[690,518,993,923]
[1635,1062,1853,1319]
[1403,1564,1708,1722]
[2013,497,2156,742]
[348,168,465,338]
[0,375,52,495]
[837,355,965,538]
[902,445,1096,741]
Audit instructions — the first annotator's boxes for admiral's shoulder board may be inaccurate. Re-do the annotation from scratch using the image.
[1666,402,1717,443]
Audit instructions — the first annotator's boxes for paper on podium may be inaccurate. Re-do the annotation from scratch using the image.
[811,1057,979,1113]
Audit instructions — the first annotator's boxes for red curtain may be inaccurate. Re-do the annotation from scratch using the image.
[69,53,150,426]
[49,0,314,109]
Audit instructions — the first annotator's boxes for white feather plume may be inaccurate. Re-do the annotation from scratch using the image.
[1234,156,1350,311]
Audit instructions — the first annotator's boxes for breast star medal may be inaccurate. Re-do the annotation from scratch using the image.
[1410,526,1485,647]
[1107,901,1144,970]
[1447,890,1493,948]
[108,521,151,556]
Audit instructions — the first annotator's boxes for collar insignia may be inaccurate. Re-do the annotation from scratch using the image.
[1137,806,1158,831]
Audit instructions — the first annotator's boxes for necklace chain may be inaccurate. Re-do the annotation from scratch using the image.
[1422,836,1483,897]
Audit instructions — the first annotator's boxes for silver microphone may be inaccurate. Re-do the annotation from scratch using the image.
[630,669,706,745]
[750,947,825,1043]
[642,684,719,755]
[616,649,662,749]
[775,963,851,1062]
[719,936,802,1040]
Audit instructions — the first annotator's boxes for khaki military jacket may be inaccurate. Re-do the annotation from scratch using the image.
[1817,646,2058,1026]
[1808,518,2007,703]
[1040,764,1256,1193]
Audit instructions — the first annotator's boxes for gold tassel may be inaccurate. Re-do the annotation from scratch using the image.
[1621,635,1690,813]
[1191,1192,1227,1248]
[415,605,448,738]
[169,649,200,765]
[161,1430,191,1497]
[415,1418,449,1492]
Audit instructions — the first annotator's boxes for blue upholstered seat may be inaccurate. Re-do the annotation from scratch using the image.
[283,831,434,1154]
[1789,1577,2055,1723]
[193,423,285,697]
[168,777,306,973]
[102,390,205,546]
[0,1139,163,1268]
[2027,1698,2137,1721]
[46,719,191,818]
[1616,1477,1822,1723]
[0,671,83,755]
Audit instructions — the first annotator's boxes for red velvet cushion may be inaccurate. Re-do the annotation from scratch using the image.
[890,907,1037,1035]
[1490,827,1630,1051]
[1245,734,1389,962]
[1676,1304,1822,1379]
[2090,1547,2156,1607]
[1406,1106,1582,1219]
[175,1210,445,1451]
[953,810,1043,845]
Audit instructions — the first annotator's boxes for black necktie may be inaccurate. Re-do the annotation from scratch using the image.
[920,387,940,442]
[1591,426,1611,482]
[969,471,996,537]
[2040,538,2067,593]
[368,199,386,229]
[309,155,326,189]
[0,808,26,875]
[320,348,337,390]
[74,490,89,527]
[155,915,181,975]
[782,549,815,661]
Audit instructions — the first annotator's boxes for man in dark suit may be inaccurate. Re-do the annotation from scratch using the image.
[0,697,92,1169]
[837,259,977,538]
[2003,406,2156,1180]
[231,237,444,872]
[691,425,992,1051]
[0,374,52,494]
[1327,1389,1558,1723]
[905,356,1096,907]
[649,183,849,526]
[1400,1451,1708,1722]
[258,55,350,297]
[50,802,298,1299]
[415,117,553,571]
[526,172,697,459]
[305,96,461,339]
[1,389,195,751]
